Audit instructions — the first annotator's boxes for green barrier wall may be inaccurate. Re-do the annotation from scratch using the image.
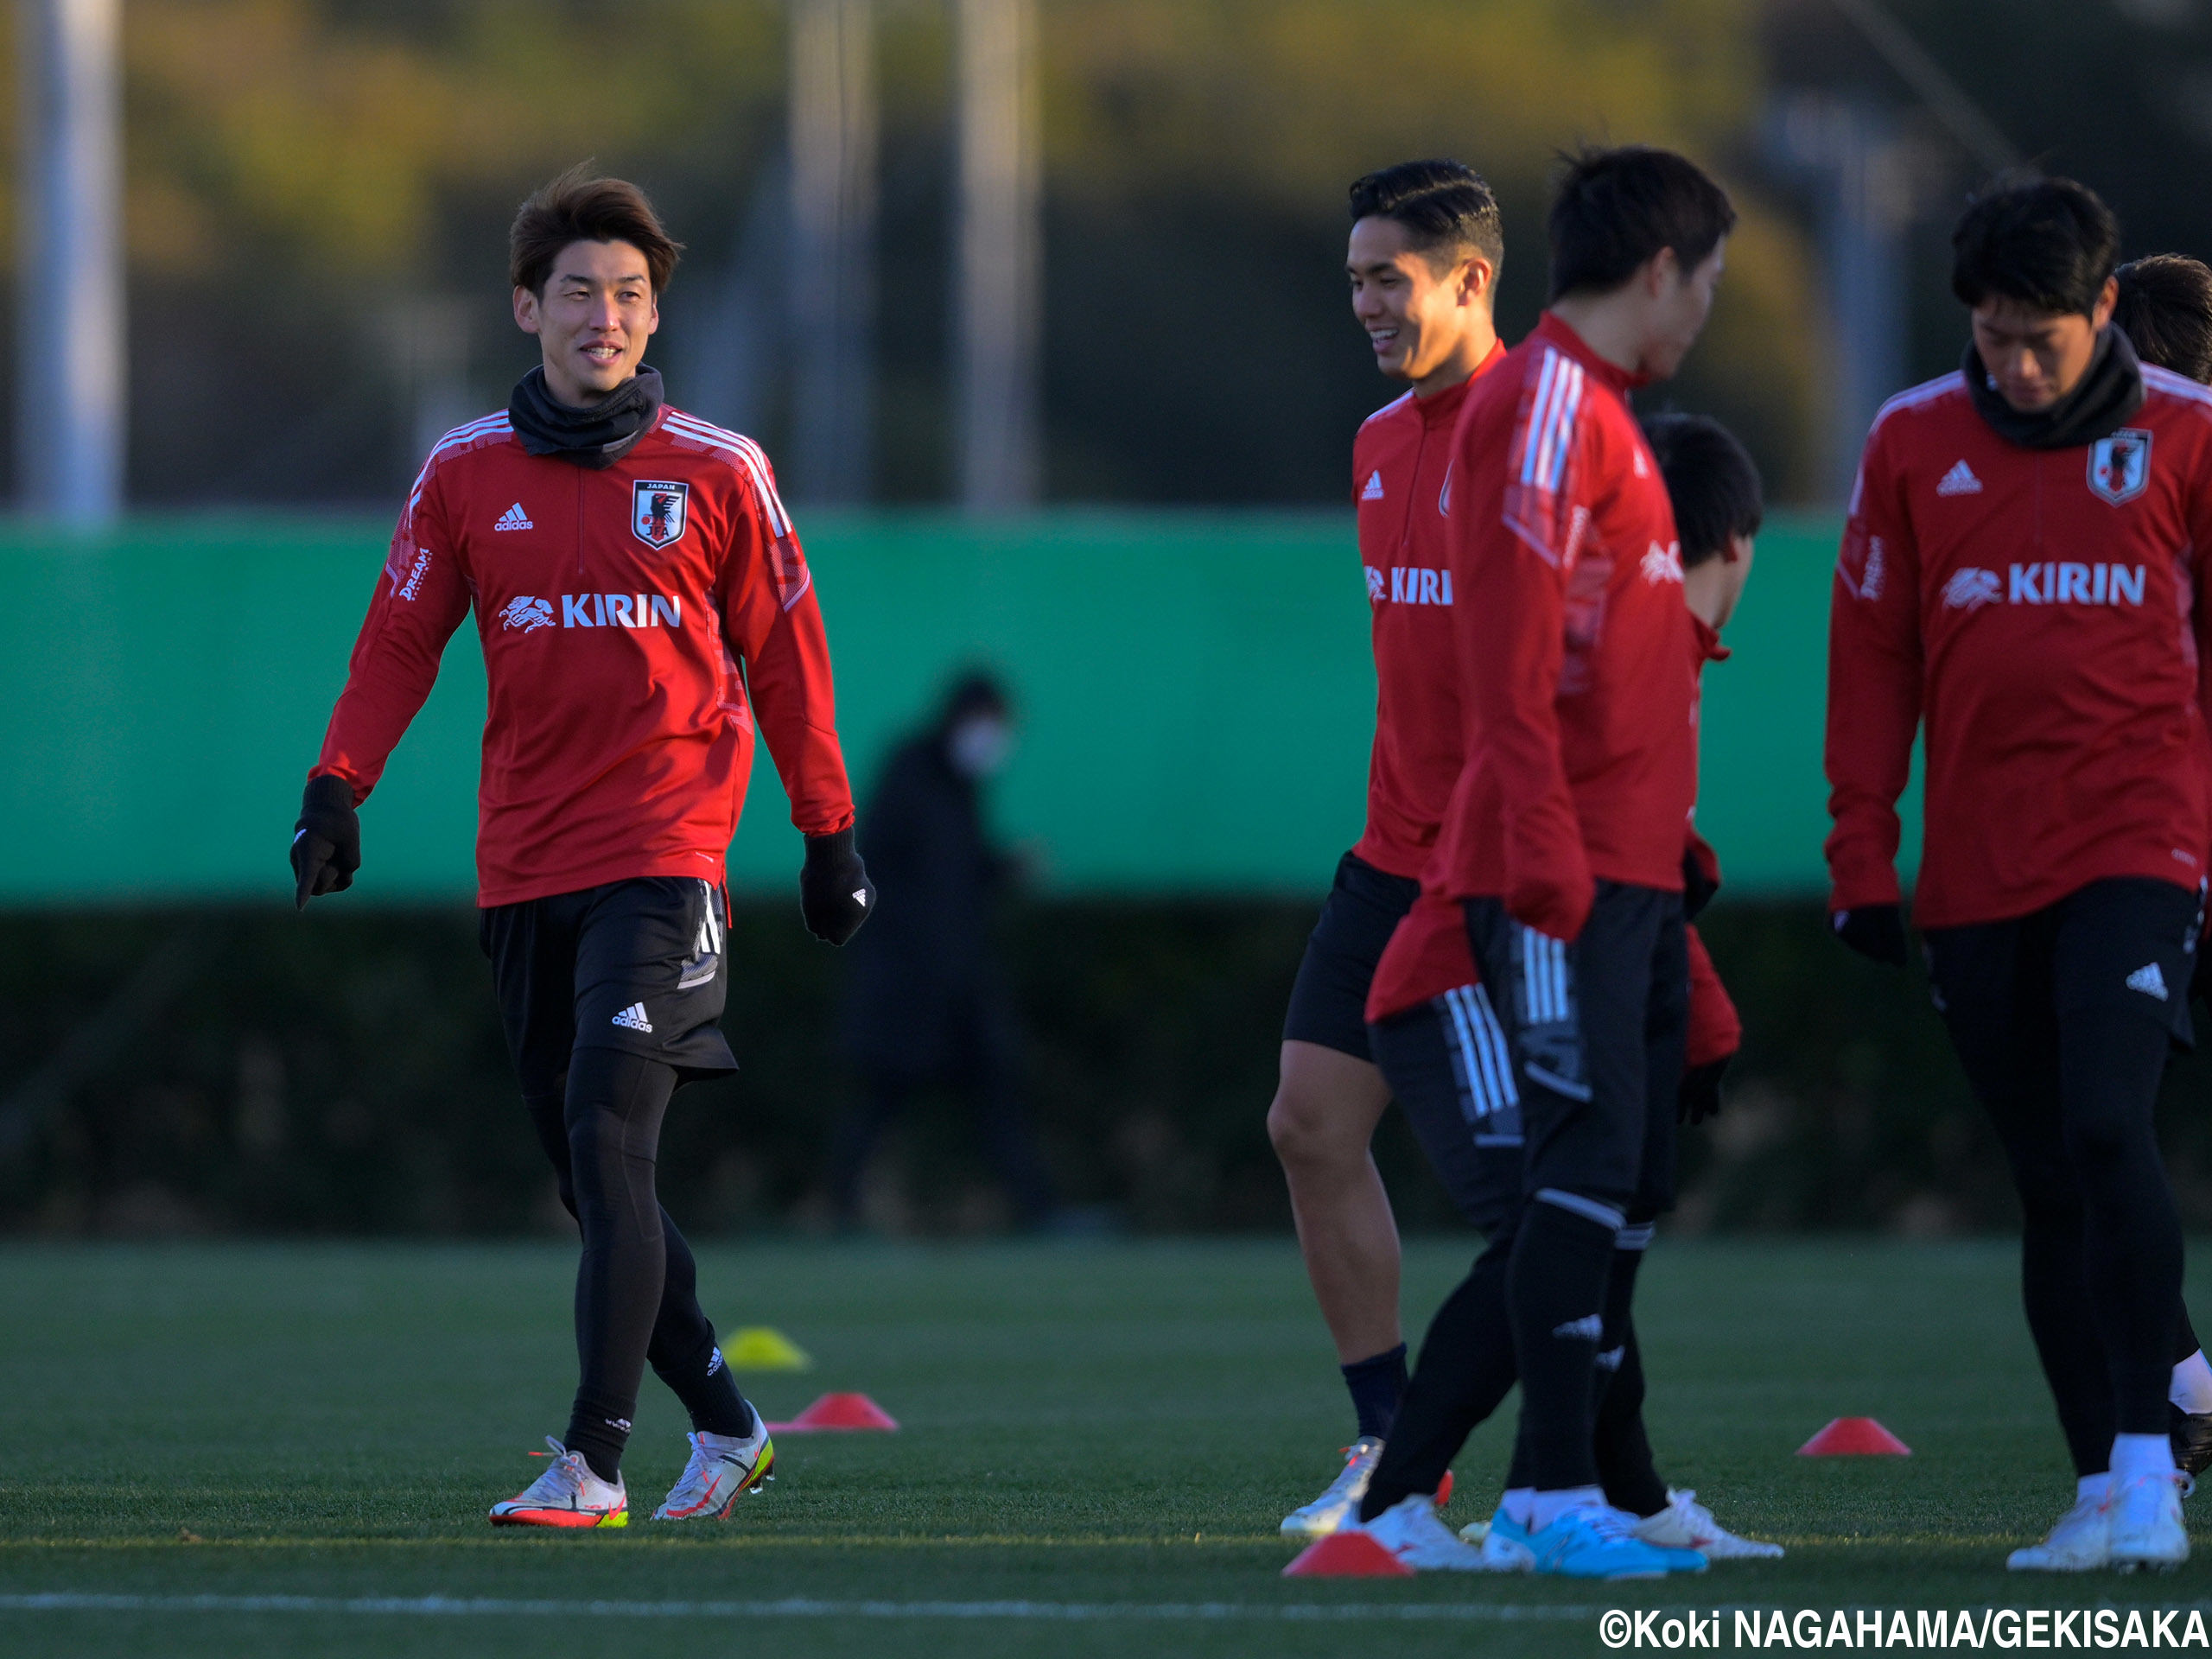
[0,511,1891,903]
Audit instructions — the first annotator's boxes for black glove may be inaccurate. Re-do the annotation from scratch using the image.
[1833,904,1906,966]
[1682,847,1719,921]
[291,773,360,910]
[800,826,875,945]
[1678,1056,1729,1126]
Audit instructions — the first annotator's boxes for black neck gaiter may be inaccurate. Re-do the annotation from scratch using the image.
[508,365,664,468]
[1963,327,2145,451]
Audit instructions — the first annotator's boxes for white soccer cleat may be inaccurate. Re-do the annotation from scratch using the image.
[1279,1437,1383,1538]
[2007,1491,2111,1572]
[652,1422,777,1521]
[2109,1473,2190,1573]
[487,1437,628,1529]
[1465,1505,1536,1570]
[1354,1494,1495,1571]
[1634,1489,1784,1560]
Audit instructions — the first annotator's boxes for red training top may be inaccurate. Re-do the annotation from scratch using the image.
[1683,927,1739,1070]
[1369,611,1738,1062]
[310,406,856,906]
[1351,340,1510,878]
[1429,312,1697,939]
[1826,363,2212,926]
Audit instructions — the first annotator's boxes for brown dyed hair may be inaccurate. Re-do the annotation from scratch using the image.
[508,166,683,296]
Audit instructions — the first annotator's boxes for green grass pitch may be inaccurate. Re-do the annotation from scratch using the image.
[7,1237,2212,1657]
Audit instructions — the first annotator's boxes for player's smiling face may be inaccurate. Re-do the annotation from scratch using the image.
[1347,216,1490,391]
[513,238,660,407]
[1972,279,2118,412]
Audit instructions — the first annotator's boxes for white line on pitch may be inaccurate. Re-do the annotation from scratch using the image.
[0,1592,1597,1622]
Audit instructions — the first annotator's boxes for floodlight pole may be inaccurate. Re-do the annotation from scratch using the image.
[954,0,1041,512]
[16,0,124,525]
[1773,95,1913,504]
[787,0,877,504]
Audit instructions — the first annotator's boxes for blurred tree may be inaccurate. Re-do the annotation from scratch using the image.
[1043,0,1823,502]
[0,0,1827,505]
[1766,0,2212,397]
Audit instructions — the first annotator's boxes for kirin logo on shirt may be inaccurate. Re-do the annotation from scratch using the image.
[2088,429,2152,505]
[1941,567,2001,612]
[632,480,690,548]
[498,595,555,632]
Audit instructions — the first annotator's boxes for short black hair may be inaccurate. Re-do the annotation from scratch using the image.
[1643,412,1762,569]
[1949,175,2119,319]
[1348,159,1504,280]
[1547,146,1736,302]
[510,165,683,296]
[2113,254,2212,384]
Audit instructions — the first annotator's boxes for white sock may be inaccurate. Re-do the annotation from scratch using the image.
[1500,1486,1536,1527]
[2077,1472,2112,1506]
[2172,1350,2212,1414]
[1529,1484,1605,1530]
[2110,1432,2177,1484]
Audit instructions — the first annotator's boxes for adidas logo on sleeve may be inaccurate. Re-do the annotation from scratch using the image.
[612,1002,654,1033]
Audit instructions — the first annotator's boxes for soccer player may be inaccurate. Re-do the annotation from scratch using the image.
[1344,145,1735,1581]
[2114,255,2212,386]
[2110,251,2212,1478]
[1827,177,2212,1572]
[1273,160,1510,1538]
[292,168,874,1529]
[1347,413,1776,1572]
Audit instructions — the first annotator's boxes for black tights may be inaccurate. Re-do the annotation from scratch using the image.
[1927,880,2196,1475]
[525,1048,751,1481]
[1360,1224,1667,1520]
[1974,1007,2182,1469]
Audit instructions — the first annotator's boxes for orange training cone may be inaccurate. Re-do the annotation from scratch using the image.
[1434,1470,1454,1510]
[765,1392,900,1433]
[1282,1530,1414,1578]
[1797,1416,1911,1457]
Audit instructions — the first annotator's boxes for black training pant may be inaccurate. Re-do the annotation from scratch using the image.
[1361,884,1684,1505]
[1923,875,2199,1472]
[483,878,752,1478]
[1361,962,1676,1518]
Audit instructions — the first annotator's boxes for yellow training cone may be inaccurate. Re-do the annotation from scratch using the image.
[723,1326,813,1371]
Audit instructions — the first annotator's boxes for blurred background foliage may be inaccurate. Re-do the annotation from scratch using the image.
[8,0,1825,505]
[0,1,2203,510]
[12,900,2212,1240]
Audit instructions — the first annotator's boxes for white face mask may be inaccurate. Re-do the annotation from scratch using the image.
[948,715,1013,779]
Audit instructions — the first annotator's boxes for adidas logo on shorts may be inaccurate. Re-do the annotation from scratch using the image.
[1551,1313,1604,1342]
[612,1002,654,1033]
[2126,963,2169,1001]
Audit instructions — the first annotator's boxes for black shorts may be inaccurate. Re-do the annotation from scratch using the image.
[1462,884,1688,1220]
[1370,983,1524,1236]
[480,876,739,1098]
[1283,851,1421,1062]
[1924,876,2202,1059]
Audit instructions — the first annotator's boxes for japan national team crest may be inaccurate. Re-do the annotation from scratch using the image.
[632,480,690,548]
[2088,429,2152,505]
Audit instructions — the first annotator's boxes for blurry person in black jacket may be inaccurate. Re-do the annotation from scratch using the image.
[830,673,1056,1229]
